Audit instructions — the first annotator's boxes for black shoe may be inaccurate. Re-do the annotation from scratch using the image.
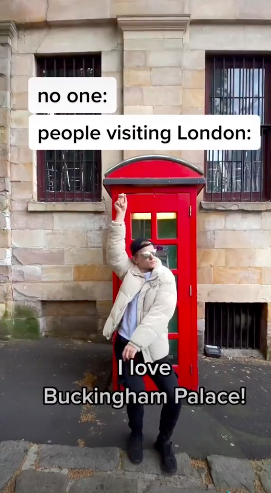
[154,437,177,474]
[127,432,143,464]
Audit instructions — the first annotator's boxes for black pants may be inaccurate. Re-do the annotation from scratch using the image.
[114,333,182,441]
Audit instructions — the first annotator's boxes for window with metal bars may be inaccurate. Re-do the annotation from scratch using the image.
[205,302,263,350]
[205,55,271,202]
[36,55,102,202]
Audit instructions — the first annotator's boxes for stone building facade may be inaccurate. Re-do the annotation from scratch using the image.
[0,0,271,359]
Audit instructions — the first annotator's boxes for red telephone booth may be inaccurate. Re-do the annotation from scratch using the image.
[103,154,205,392]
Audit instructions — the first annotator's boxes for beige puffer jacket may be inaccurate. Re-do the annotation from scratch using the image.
[103,221,177,363]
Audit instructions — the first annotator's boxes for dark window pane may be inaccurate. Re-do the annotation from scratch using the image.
[212,66,264,120]
[45,150,100,194]
[174,275,178,293]
[205,302,262,350]
[132,213,151,238]
[168,339,178,365]
[206,56,271,202]
[168,309,178,333]
[157,213,177,238]
[36,55,102,202]
[155,245,177,269]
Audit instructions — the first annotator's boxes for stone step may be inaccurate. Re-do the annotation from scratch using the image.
[38,444,120,471]
[13,472,208,493]
[207,455,256,493]
[1,440,271,493]
[0,440,30,492]
[15,470,69,493]
[260,464,271,493]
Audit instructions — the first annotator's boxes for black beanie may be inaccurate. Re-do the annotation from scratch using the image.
[130,238,152,256]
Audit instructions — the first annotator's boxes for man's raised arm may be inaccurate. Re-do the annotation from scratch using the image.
[106,193,132,280]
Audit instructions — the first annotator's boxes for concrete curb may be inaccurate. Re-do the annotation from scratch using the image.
[0,441,271,493]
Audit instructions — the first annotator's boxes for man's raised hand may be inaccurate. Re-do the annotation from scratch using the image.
[114,193,127,214]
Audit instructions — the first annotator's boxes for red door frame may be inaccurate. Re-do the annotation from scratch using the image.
[110,185,198,392]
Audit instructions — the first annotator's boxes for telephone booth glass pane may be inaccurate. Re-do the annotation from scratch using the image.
[168,308,178,333]
[132,213,151,238]
[168,339,178,365]
[155,245,177,269]
[157,213,177,239]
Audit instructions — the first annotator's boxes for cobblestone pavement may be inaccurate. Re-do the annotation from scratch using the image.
[0,440,271,493]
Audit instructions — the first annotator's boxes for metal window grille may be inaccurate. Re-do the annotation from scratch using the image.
[36,55,102,202]
[205,56,271,202]
[205,302,263,350]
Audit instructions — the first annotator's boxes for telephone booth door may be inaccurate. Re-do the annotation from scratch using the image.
[112,191,193,391]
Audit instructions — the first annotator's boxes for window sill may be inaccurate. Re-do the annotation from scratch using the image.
[28,201,106,212]
[200,201,271,212]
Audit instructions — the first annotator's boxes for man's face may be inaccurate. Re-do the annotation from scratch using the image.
[133,244,157,272]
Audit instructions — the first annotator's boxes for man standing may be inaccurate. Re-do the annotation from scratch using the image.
[103,193,181,474]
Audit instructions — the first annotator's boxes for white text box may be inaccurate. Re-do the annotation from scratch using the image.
[29,114,261,151]
[28,77,117,114]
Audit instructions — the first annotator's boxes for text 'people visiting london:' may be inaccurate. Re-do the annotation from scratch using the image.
[103,193,181,474]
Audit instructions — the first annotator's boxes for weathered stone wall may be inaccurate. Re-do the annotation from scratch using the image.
[1,0,271,356]
[122,21,183,161]
[0,23,14,339]
[118,16,271,359]
[2,0,271,23]
[185,24,271,358]
[197,210,271,356]
[120,16,204,163]
[3,23,123,340]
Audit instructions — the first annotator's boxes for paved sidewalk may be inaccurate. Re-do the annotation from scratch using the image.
[1,440,271,493]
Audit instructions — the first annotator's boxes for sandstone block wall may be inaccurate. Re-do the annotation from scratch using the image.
[120,16,204,163]
[0,22,124,340]
[0,0,271,357]
[2,0,271,23]
[0,23,14,333]
[188,23,271,358]
[197,211,271,357]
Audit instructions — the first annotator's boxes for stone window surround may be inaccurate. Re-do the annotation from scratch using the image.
[0,20,112,214]
[6,16,268,215]
[200,201,271,212]
[204,55,271,207]
[29,50,104,212]
[27,15,191,213]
